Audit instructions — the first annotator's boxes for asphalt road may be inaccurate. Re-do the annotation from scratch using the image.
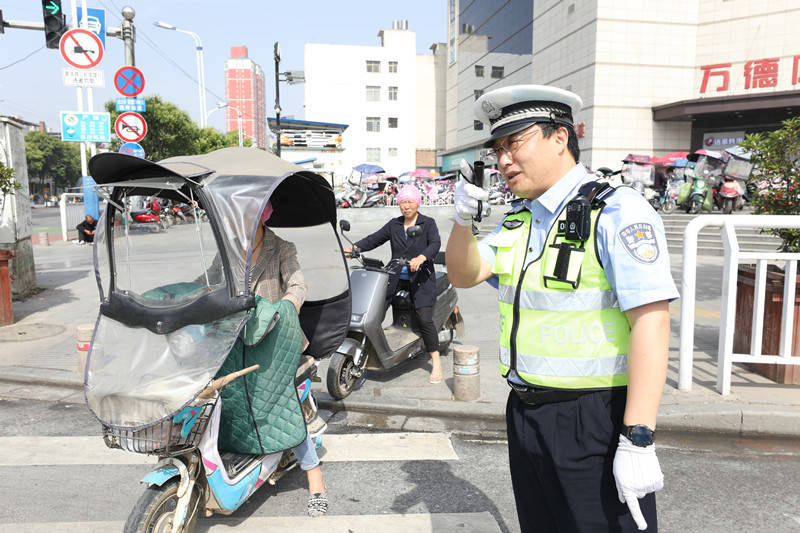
[0,396,798,532]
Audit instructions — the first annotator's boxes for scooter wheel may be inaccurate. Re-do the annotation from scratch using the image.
[123,479,203,533]
[662,198,676,214]
[326,351,363,400]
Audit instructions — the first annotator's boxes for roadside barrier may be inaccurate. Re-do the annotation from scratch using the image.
[59,193,85,242]
[452,344,480,401]
[679,214,800,394]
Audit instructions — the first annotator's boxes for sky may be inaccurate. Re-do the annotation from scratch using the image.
[0,0,447,134]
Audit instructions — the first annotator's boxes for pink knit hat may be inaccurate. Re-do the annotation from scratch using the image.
[396,185,421,206]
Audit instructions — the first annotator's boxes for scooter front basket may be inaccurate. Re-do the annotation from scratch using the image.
[101,397,217,456]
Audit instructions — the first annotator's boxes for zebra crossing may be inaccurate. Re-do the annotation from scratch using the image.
[0,431,507,533]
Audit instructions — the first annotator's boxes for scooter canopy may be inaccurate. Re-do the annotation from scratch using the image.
[85,147,351,429]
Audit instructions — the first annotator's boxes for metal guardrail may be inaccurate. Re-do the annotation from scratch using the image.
[59,193,85,242]
[679,214,800,394]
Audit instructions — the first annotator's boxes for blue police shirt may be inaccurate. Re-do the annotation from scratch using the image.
[478,163,679,384]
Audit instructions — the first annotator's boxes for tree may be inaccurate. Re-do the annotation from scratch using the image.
[25,131,82,190]
[0,161,21,197]
[105,95,199,161]
[740,116,800,252]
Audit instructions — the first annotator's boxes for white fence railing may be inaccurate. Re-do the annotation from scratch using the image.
[59,193,84,241]
[679,214,800,394]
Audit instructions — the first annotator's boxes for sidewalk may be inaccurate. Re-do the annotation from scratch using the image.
[1,217,798,439]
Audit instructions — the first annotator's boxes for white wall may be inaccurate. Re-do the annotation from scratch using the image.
[304,29,418,179]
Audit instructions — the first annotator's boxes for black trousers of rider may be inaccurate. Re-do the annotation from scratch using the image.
[506,389,658,532]
[397,279,439,353]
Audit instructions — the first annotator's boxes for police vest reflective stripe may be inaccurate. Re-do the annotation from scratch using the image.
[492,201,630,390]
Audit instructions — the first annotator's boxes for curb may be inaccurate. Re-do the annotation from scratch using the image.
[2,366,798,438]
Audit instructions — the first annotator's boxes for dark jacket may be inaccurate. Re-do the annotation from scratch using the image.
[354,212,441,308]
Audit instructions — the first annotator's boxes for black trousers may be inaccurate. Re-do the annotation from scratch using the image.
[396,279,439,353]
[506,389,657,532]
[76,222,94,243]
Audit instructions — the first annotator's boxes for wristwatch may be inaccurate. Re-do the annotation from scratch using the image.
[622,424,655,447]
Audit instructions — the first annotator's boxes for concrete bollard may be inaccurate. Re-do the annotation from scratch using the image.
[76,323,95,375]
[452,344,480,401]
[38,231,50,246]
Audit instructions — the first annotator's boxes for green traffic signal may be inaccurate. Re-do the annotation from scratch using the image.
[41,0,66,49]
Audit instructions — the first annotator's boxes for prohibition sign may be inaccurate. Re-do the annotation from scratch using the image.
[114,66,145,97]
[59,29,104,70]
[115,112,147,143]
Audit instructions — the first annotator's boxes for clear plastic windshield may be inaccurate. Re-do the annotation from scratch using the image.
[111,189,224,304]
[621,163,655,186]
[724,158,754,181]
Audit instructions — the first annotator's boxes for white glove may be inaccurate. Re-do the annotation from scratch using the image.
[612,434,664,531]
[454,160,489,227]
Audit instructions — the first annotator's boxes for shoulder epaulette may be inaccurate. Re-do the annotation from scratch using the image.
[505,197,526,214]
[576,180,616,208]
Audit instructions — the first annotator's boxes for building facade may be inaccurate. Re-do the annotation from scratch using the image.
[444,0,800,172]
[443,0,534,172]
[224,46,267,149]
[304,21,445,182]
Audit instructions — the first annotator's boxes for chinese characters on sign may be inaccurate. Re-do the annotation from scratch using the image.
[60,112,111,143]
[699,56,800,93]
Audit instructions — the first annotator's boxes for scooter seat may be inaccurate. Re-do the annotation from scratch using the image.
[435,271,450,295]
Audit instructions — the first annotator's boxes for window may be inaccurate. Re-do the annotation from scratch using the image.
[473,120,484,131]
[366,148,380,162]
[389,148,398,157]
[388,86,398,101]
[474,89,484,101]
[366,60,380,73]
[389,61,398,73]
[491,66,504,79]
[366,85,380,102]
[388,117,398,128]
[475,65,484,77]
[366,117,380,132]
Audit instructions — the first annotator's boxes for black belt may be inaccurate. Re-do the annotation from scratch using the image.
[508,382,593,406]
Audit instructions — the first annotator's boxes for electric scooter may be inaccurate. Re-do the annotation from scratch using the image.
[326,220,464,399]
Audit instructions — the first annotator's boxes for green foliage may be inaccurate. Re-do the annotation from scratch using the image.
[24,131,82,189]
[740,116,800,252]
[0,161,21,196]
[104,96,252,159]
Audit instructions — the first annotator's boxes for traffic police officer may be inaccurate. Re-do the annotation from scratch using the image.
[446,85,679,532]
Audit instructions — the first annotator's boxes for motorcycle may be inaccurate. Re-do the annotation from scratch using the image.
[717,146,755,213]
[649,180,677,214]
[326,219,464,399]
[85,147,351,532]
[620,154,657,203]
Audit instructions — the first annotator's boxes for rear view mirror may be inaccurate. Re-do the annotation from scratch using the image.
[339,220,351,232]
[406,225,421,238]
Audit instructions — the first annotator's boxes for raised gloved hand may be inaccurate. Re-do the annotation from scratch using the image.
[454,160,489,227]
[612,434,664,531]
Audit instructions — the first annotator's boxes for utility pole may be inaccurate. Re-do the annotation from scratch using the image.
[120,6,135,66]
[274,42,281,157]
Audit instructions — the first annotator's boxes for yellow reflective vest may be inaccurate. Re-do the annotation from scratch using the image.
[492,197,630,390]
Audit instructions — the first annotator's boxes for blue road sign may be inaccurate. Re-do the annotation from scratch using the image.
[114,66,145,96]
[115,97,146,112]
[76,7,106,48]
[60,111,110,143]
[119,142,145,159]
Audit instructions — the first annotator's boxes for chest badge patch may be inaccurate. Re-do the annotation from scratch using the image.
[618,223,660,264]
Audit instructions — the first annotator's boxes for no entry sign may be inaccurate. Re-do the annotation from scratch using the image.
[59,29,104,70]
[114,66,145,97]
[115,112,147,142]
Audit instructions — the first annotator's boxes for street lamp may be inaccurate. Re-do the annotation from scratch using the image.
[153,20,207,127]
[205,102,244,148]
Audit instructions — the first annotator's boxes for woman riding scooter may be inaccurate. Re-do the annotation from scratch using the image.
[346,185,443,383]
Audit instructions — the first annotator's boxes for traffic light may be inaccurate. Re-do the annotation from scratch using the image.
[41,0,66,49]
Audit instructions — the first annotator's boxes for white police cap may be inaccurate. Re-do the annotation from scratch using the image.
[474,84,583,147]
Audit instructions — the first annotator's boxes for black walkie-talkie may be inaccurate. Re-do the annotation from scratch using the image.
[473,161,485,222]
[562,195,592,241]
